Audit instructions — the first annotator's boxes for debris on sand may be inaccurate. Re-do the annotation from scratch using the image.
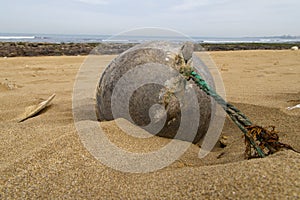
[291,46,299,51]
[287,104,300,110]
[0,79,19,90]
[219,136,229,148]
[18,94,56,122]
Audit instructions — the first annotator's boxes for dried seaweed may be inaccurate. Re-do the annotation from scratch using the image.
[245,125,299,158]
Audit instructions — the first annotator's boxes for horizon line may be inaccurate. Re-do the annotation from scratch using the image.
[0,32,300,39]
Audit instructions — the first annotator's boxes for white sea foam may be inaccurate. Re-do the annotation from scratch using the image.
[102,39,130,43]
[202,40,257,44]
[0,36,35,40]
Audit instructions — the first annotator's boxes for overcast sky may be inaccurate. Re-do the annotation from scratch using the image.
[1,0,299,37]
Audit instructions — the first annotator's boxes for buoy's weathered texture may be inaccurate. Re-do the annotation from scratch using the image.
[96,41,215,144]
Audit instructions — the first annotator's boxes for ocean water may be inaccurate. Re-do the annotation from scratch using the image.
[0,33,299,44]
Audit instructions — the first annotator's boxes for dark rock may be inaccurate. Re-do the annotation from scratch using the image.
[0,42,299,57]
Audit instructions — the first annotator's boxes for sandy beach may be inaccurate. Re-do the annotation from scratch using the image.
[0,50,300,199]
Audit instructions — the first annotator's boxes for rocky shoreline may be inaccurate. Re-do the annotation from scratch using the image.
[0,42,299,57]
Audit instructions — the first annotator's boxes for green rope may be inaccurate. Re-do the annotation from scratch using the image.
[187,70,266,158]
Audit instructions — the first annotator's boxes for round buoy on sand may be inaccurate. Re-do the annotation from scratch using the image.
[95,41,215,144]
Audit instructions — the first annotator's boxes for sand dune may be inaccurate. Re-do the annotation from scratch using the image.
[0,51,299,199]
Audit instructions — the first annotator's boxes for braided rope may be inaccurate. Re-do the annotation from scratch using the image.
[177,58,298,158]
[188,70,265,158]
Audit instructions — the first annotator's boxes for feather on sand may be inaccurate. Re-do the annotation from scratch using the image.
[18,94,56,122]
